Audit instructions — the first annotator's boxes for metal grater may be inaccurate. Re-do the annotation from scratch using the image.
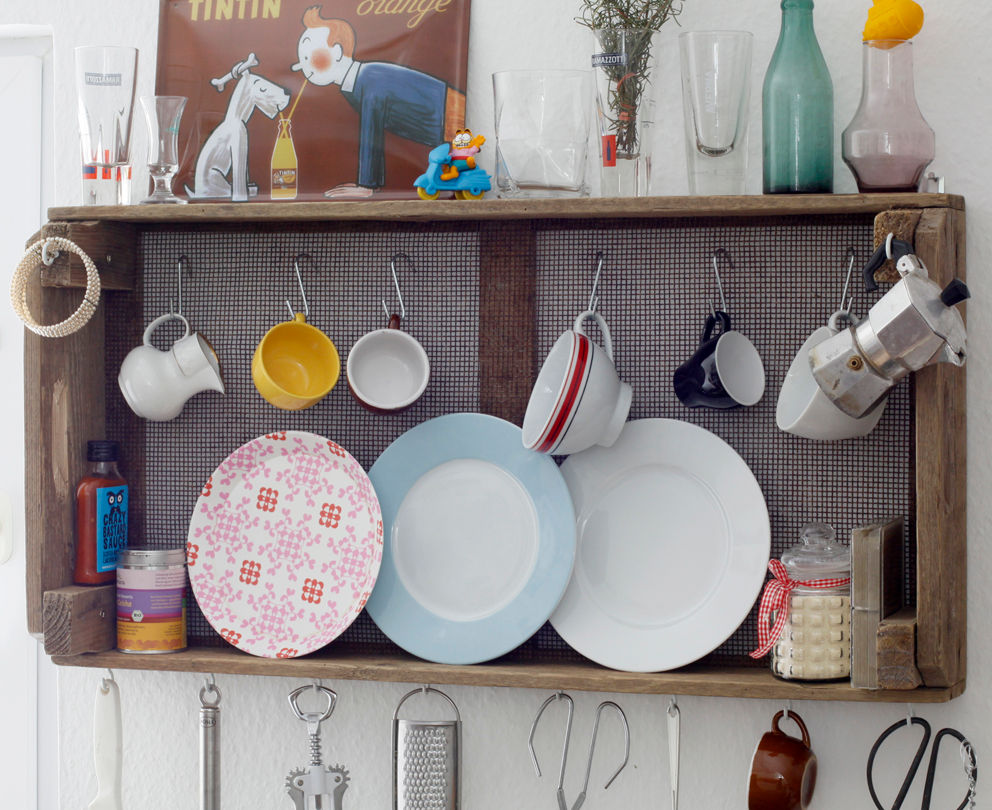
[392,687,461,810]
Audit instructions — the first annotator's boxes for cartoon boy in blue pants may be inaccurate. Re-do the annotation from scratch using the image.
[292,5,465,197]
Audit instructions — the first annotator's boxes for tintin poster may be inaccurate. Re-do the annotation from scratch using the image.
[156,0,472,201]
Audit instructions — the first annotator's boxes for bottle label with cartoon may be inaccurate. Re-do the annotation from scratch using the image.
[96,485,129,572]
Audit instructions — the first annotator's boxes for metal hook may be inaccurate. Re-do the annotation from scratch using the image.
[100,668,115,693]
[172,255,187,317]
[710,248,731,315]
[41,239,60,266]
[286,253,312,320]
[588,252,605,313]
[199,674,221,707]
[383,252,411,321]
[573,701,630,810]
[528,691,574,810]
[783,700,794,722]
[839,246,857,314]
[906,704,915,727]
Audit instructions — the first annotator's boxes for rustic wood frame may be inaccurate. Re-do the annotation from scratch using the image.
[24,195,967,702]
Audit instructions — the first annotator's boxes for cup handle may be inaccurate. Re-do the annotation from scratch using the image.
[772,710,811,749]
[573,310,614,361]
[388,313,402,330]
[700,311,732,344]
[827,309,859,332]
[143,312,191,347]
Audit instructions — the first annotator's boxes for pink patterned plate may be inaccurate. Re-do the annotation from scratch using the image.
[186,431,382,658]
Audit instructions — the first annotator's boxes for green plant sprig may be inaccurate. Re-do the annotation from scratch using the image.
[578,1,685,154]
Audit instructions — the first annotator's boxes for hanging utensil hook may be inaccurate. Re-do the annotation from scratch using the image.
[286,253,312,320]
[528,691,574,810]
[588,252,605,313]
[573,701,630,810]
[383,252,412,320]
[840,246,857,315]
[711,248,731,315]
[101,668,115,693]
[172,255,188,317]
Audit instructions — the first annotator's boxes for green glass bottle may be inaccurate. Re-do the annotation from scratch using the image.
[762,0,834,193]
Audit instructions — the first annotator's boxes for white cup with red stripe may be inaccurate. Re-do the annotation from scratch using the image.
[522,310,633,455]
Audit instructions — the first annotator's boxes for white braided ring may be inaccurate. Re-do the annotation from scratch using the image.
[10,237,102,338]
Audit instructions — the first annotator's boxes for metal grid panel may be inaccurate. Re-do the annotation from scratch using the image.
[105,216,914,667]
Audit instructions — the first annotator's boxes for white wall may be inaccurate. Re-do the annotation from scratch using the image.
[2,0,989,807]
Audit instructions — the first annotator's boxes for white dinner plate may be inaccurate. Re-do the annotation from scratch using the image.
[365,413,576,664]
[550,418,769,672]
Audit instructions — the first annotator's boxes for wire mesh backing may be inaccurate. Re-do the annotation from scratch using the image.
[105,215,914,668]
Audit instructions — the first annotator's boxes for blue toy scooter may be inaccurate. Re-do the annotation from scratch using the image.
[414,143,492,200]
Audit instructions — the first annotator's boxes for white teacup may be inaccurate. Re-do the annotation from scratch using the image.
[776,313,888,440]
[118,313,225,421]
[522,310,633,455]
[346,314,430,413]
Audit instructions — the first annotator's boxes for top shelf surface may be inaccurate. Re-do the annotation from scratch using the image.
[47,193,964,225]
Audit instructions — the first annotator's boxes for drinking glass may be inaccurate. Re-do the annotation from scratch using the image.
[679,31,753,195]
[140,95,188,204]
[75,46,137,205]
[492,70,594,198]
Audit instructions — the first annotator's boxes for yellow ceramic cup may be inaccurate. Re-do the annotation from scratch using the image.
[251,313,340,410]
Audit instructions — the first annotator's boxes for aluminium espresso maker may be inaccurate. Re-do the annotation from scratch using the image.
[809,234,970,418]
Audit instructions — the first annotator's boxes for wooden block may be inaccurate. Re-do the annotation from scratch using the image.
[27,220,138,291]
[43,585,116,655]
[913,207,967,687]
[872,209,922,283]
[877,607,923,691]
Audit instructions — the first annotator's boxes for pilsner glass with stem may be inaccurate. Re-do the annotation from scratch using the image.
[140,95,187,205]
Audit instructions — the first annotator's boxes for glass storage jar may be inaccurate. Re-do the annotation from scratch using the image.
[771,523,851,681]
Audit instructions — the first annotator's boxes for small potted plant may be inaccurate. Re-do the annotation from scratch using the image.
[578,0,685,196]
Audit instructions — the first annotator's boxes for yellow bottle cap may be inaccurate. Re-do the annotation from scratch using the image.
[863,0,924,41]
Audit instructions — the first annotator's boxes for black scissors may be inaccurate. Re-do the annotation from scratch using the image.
[867,716,977,810]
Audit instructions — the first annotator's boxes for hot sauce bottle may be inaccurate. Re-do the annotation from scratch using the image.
[74,440,129,585]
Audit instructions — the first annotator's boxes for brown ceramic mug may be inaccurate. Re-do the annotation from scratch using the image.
[747,710,817,810]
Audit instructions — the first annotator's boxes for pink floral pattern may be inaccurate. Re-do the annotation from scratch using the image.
[187,431,383,658]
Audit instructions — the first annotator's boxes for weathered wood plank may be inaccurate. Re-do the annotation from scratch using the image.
[877,607,924,691]
[913,207,967,687]
[47,193,963,225]
[50,646,963,702]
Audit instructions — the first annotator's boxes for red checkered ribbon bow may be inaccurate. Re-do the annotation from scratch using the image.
[749,559,852,659]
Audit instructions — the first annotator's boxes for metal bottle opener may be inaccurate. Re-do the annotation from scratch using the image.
[284,684,351,810]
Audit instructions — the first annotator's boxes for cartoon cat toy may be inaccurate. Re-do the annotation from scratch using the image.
[284,685,351,810]
[441,128,486,180]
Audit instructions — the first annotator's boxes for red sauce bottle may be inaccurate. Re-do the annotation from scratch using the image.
[74,440,129,585]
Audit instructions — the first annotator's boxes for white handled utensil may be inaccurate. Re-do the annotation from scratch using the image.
[88,672,123,810]
[667,698,680,810]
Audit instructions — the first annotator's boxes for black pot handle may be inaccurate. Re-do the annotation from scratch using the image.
[700,310,732,344]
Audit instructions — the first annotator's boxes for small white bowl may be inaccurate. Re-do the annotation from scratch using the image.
[522,311,632,455]
[346,328,430,413]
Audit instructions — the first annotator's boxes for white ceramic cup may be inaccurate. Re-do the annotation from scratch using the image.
[522,310,633,455]
[776,313,888,440]
[346,314,430,412]
[118,312,224,421]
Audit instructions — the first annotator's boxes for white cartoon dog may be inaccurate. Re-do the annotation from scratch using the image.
[186,53,290,202]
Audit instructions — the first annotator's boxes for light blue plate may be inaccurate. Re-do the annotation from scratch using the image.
[366,413,576,664]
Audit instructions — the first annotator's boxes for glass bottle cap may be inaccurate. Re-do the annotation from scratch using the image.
[780,522,851,578]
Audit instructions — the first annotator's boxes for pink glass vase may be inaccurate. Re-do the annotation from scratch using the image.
[842,39,934,192]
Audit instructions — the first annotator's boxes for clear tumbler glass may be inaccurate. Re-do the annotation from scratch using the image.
[140,95,187,205]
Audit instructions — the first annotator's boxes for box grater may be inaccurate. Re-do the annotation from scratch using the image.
[392,687,461,810]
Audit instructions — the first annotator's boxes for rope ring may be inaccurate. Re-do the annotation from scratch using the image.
[10,237,102,338]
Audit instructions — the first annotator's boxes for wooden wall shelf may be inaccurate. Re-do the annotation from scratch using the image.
[25,194,967,703]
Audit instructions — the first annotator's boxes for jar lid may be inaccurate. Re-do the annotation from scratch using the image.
[780,522,851,578]
[87,440,119,462]
[118,547,186,567]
